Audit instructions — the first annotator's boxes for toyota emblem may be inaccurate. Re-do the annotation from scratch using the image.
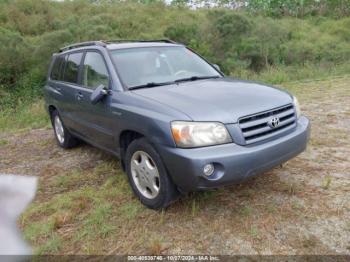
[268,117,280,128]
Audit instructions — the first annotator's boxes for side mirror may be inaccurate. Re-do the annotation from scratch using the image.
[212,64,221,72]
[90,84,108,105]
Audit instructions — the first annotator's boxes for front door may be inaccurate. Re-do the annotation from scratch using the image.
[73,51,115,150]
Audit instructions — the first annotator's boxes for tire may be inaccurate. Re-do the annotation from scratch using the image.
[51,110,79,149]
[125,138,180,209]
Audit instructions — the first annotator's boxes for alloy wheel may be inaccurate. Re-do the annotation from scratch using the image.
[54,115,65,144]
[130,151,160,199]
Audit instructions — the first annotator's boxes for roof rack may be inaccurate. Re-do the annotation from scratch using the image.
[58,39,178,53]
[103,39,178,44]
[59,41,106,52]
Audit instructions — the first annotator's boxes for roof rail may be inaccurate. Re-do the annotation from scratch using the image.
[103,39,178,44]
[59,41,106,52]
[59,39,178,53]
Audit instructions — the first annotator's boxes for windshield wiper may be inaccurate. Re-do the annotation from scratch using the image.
[128,75,220,90]
[128,81,174,90]
[174,75,220,83]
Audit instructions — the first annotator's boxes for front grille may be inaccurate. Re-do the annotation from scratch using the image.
[238,104,297,144]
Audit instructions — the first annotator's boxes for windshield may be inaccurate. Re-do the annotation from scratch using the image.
[110,46,221,89]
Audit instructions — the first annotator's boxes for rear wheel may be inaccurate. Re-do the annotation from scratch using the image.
[51,110,79,148]
[125,138,179,209]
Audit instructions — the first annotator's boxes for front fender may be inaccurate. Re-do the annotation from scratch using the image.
[112,103,176,147]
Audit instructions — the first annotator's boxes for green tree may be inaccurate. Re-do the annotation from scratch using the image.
[0,28,29,86]
[164,24,199,44]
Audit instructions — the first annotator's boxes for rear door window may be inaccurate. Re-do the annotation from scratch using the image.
[50,55,65,81]
[62,52,83,84]
[82,52,109,90]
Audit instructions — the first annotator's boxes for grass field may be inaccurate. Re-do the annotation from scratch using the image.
[0,75,349,255]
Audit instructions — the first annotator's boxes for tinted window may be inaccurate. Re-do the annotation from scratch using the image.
[50,55,65,81]
[82,52,109,89]
[63,52,83,84]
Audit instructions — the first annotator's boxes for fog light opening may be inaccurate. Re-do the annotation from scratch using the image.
[203,163,215,177]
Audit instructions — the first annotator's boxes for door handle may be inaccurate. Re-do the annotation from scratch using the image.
[76,92,84,101]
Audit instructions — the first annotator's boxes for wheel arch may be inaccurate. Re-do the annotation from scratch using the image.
[119,130,145,170]
[48,105,57,123]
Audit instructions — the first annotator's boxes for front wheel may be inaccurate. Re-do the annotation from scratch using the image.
[125,138,180,209]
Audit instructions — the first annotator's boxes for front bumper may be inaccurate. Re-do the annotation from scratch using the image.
[157,116,310,192]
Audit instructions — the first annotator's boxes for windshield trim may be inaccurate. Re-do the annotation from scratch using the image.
[108,46,224,91]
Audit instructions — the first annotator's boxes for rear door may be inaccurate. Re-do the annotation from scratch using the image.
[57,52,84,133]
[72,51,115,150]
[46,52,83,131]
[46,54,66,114]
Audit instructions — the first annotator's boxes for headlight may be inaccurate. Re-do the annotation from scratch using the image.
[171,121,232,148]
[293,96,301,119]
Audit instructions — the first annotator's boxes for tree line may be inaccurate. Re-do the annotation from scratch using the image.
[0,0,349,109]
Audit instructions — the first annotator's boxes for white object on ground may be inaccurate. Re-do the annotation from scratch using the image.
[0,174,37,255]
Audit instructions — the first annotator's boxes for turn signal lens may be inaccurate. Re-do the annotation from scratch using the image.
[293,96,301,119]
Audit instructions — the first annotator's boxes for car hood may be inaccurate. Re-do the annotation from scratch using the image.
[132,78,293,123]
